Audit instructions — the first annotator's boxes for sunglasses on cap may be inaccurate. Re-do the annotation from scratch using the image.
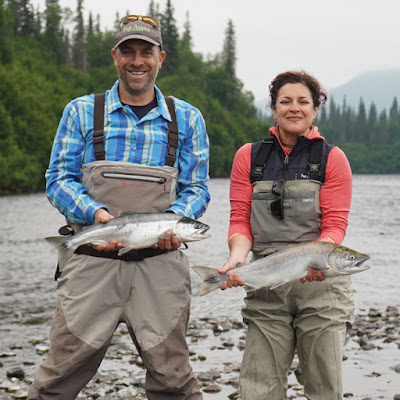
[270,179,285,219]
[118,15,161,32]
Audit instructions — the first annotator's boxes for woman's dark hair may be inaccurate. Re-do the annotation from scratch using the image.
[269,71,327,108]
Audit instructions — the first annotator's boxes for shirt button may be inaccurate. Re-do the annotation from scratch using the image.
[134,146,137,150]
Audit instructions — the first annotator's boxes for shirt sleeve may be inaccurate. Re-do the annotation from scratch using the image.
[45,99,106,225]
[228,143,253,244]
[167,108,211,219]
[318,146,352,244]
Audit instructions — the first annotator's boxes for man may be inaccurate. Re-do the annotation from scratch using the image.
[28,14,210,400]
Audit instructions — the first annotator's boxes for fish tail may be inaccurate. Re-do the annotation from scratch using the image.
[44,236,74,269]
[191,265,223,296]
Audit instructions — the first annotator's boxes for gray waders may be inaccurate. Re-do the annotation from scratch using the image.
[28,96,202,400]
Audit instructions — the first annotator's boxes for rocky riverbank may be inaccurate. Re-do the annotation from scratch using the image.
[1,306,399,399]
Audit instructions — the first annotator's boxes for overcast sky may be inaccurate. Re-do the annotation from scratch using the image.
[31,0,400,102]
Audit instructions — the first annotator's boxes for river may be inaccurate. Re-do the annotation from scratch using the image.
[0,175,399,399]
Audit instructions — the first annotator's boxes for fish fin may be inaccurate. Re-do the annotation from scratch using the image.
[270,281,286,290]
[44,236,74,270]
[244,284,257,292]
[270,282,293,295]
[191,266,223,296]
[117,246,136,256]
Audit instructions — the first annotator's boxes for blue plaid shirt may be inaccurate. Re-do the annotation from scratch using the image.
[45,81,210,224]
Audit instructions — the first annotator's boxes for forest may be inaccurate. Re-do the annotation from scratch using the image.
[0,0,399,194]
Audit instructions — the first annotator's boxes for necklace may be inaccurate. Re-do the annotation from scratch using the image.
[280,141,296,149]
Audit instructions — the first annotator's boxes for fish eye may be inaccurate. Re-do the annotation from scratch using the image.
[194,223,202,229]
[349,255,355,261]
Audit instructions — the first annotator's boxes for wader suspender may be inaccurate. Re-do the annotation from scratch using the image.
[250,138,274,183]
[93,93,106,160]
[250,138,324,183]
[307,139,323,180]
[93,93,179,166]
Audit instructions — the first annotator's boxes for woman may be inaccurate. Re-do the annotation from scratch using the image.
[219,71,354,399]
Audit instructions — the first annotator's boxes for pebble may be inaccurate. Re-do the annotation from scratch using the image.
[12,392,28,399]
[202,383,222,393]
[391,364,400,373]
[34,345,49,354]
[6,369,25,380]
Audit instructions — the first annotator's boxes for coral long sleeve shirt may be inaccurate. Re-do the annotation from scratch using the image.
[228,127,352,245]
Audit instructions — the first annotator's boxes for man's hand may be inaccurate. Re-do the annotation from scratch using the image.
[153,232,181,250]
[92,209,123,252]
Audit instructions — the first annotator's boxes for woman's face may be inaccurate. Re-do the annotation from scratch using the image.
[272,83,317,138]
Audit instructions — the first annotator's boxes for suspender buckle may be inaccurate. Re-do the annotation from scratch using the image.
[253,166,263,176]
[93,133,104,144]
[308,163,321,178]
[166,145,177,160]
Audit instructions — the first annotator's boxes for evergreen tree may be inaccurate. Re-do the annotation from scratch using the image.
[12,0,36,37]
[378,110,388,145]
[72,0,86,71]
[341,97,353,144]
[223,19,236,79]
[113,12,120,31]
[182,10,192,49]
[326,96,339,142]
[355,98,367,142]
[160,0,179,76]
[87,11,93,36]
[388,97,400,143]
[0,0,12,63]
[318,104,327,128]
[95,13,100,33]
[147,0,160,20]
[389,97,399,122]
[367,102,377,144]
[43,0,66,64]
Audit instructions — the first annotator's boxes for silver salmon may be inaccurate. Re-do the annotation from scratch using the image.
[192,241,370,296]
[45,212,210,268]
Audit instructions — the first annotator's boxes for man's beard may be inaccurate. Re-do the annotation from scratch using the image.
[118,66,158,97]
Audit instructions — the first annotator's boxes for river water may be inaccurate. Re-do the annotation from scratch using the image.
[0,175,399,399]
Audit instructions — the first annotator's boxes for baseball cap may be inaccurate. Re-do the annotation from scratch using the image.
[114,15,163,50]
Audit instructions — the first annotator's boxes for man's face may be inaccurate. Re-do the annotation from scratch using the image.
[112,39,166,102]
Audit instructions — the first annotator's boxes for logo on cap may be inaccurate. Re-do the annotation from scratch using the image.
[123,24,151,33]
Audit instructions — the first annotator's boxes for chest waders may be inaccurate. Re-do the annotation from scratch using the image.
[55,95,180,277]
[29,94,203,400]
[250,138,328,257]
[239,137,354,400]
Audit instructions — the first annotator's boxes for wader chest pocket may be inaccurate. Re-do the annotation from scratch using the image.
[82,161,178,215]
[101,172,167,186]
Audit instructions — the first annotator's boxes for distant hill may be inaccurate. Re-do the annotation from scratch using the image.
[254,69,400,116]
[329,69,400,113]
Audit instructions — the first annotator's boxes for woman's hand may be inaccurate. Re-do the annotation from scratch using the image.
[300,238,334,283]
[300,268,326,283]
[218,257,245,290]
[217,234,252,291]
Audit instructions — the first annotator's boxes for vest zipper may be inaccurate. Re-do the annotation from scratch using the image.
[283,155,289,180]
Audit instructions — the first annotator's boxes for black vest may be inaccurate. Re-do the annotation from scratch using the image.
[250,135,333,184]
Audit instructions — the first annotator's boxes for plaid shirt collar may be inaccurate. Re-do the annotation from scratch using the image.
[106,80,172,122]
